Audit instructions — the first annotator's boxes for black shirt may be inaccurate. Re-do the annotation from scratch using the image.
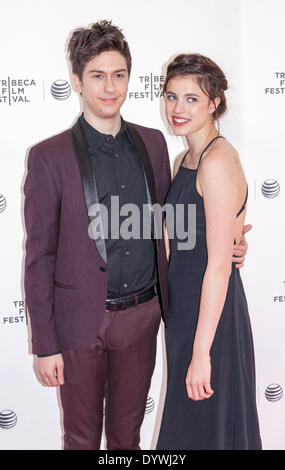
[79,114,157,299]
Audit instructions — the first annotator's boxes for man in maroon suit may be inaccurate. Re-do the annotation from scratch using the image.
[24,21,249,450]
[24,21,171,450]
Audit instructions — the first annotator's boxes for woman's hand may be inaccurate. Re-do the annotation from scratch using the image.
[185,352,214,401]
[233,224,252,268]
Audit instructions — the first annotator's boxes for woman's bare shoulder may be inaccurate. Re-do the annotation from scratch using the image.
[200,137,240,170]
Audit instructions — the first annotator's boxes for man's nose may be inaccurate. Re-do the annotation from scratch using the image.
[104,76,115,93]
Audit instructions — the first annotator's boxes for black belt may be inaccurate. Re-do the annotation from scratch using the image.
[105,286,155,312]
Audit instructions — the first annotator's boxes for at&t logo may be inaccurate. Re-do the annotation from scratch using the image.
[265,383,283,402]
[0,194,7,212]
[145,396,155,414]
[51,80,71,100]
[261,179,280,198]
[0,410,17,429]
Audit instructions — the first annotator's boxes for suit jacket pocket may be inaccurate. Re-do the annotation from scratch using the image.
[54,280,76,290]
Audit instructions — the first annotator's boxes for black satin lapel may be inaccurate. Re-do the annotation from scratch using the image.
[71,119,107,263]
[126,123,157,205]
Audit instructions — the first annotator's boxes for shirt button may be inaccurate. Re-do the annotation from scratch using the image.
[115,153,119,158]
[123,283,128,288]
[121,184,125,189]
[125,251,130,255]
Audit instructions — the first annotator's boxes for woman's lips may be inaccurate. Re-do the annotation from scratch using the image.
[172,116,190,126]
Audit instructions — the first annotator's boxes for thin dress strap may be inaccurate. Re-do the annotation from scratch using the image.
[197,135,225,169]
[236,185,248,218]
[179,149,190,168]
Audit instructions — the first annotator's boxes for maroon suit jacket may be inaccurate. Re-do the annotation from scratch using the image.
[24,118,171,355]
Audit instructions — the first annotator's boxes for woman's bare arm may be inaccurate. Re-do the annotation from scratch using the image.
[185,144,242,400]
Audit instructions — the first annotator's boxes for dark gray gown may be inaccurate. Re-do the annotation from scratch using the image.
[156,137,262,450]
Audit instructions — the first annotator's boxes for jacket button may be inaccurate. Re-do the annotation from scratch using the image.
[99,266,106,272]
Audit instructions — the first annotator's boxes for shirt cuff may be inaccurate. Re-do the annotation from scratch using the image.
[37,351,61,357]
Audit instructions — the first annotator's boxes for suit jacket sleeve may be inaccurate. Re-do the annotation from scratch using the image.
[24,145,61,355]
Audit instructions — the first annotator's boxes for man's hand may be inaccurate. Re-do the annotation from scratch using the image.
[233,224,252,268]
[37,353,65,387]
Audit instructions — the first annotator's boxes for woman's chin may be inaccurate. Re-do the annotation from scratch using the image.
[171,126,190,137]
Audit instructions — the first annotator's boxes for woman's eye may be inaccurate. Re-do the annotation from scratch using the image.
[167,95,176,101]
[187,97,197,103]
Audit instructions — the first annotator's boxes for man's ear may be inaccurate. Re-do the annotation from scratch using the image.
[73,73,83,94]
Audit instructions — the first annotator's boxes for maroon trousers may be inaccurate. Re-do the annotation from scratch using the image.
[59,296,161,450]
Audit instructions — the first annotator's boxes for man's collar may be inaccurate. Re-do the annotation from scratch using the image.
[79,113,131,152]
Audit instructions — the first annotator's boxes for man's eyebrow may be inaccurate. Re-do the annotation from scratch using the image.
[87,68,128,74]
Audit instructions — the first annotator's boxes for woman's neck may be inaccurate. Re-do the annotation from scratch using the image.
[186,124,219,158]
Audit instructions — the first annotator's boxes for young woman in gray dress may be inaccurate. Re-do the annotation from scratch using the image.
[156,54,262,450]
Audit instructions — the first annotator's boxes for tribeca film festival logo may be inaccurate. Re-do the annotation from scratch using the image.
[273,280,285,304]
[88,197,197,251]
[0,410,17,430]
[265,384,283,402]
[0,77,72,105]
[1,301,26,326]
[129,73,165,101]
[261,179,280,198]
[0,77,36,105]
[265,72,285,95]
